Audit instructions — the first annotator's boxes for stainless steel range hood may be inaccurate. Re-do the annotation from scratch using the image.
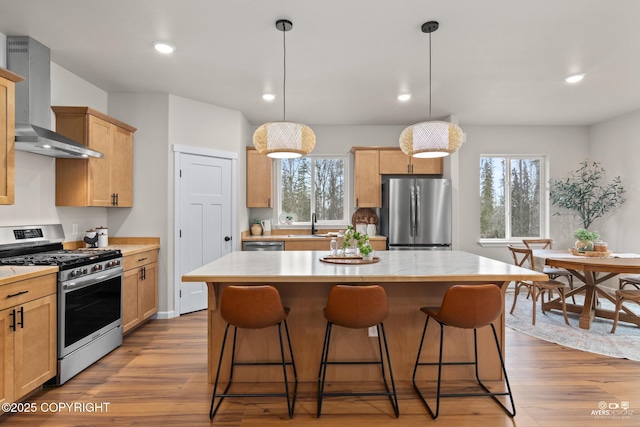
[6,36,103,159]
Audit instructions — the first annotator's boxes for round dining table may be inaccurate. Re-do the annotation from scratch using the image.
[533,249,640,329]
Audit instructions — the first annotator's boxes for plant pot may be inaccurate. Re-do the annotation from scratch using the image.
[250,224,263,236]
[575,239,594,252]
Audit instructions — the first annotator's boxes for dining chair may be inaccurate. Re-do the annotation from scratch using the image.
[507,245,570,325]
[522,239,576,301]
[619,275,640,290]
[610,288,640,333]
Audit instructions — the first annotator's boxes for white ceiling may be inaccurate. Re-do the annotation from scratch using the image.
[1,0,639,127]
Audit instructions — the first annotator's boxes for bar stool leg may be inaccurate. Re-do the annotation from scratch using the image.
[276,321,296,419]
[210,324,233,419]
[317,322,333,418]
[378,323,400,417]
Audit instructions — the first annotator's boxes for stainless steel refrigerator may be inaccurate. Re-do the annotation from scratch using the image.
[380,178,452,250]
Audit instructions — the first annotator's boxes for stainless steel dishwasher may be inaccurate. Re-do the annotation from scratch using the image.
[242,241,285,251]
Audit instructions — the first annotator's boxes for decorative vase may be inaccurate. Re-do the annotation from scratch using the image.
[575,239,594,252]
[251,224,263,236]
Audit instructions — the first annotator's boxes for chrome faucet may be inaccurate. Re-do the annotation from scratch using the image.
[311,212,317,235]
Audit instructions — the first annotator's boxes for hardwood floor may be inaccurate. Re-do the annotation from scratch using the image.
[1,310,639,426]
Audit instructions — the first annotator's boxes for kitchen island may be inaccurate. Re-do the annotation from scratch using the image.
[182,250,547,383]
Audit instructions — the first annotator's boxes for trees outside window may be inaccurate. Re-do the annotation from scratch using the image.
[279,156,347,225]
[480,156,544,239]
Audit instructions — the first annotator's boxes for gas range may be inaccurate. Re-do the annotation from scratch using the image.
[0,224,124,385]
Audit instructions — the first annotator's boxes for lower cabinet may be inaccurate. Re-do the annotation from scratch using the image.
[1,274,57,409]
[122,250,159,334]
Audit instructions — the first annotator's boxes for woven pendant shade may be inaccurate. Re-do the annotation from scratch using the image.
[399,120,464,158]
[253,121,316,158]
[253,19,315,158]
[400,21,464,158]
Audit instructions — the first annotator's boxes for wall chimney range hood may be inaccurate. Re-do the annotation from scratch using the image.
[6,36,103,159]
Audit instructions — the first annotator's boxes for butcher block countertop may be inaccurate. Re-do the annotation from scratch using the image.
[64,237,160,255]
[0,265,58,286]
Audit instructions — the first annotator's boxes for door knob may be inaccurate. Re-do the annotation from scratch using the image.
[224,236,231,241]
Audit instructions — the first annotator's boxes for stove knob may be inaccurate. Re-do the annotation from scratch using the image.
[82,268,88,275]
[69,270,76,278]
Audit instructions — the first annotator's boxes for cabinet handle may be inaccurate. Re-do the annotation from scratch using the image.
[138,257,148,262]
[356,198,359,206]
[408,164,411,173]
[9,309,16,331]
[411,164,414,173]
[17,307,24,329]
[116,193,119,206]
[143,266,146,280]
[7,290,29,298]
[139,267,144,281]
[111,193,116,206]
[268,197,271,207]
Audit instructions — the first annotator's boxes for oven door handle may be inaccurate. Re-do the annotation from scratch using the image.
[62,267,123,292]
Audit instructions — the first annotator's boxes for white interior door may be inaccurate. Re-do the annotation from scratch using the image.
[178,153,233,314]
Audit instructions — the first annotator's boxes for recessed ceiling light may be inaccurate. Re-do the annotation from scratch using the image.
[154,42,175,54]
[262,93,276,101]
[565,73,585,84]
[398,93,412,102]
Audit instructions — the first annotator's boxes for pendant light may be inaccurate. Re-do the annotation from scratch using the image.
[399,21,464,158]
[253,19,315,158]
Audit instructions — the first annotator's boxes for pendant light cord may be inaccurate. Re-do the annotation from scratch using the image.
[282,26,287,122]
[428,30,432,119]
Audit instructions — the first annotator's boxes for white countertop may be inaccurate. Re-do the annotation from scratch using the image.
[182,250,547,284]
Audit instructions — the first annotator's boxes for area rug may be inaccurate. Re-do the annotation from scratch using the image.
[505,288,640,361]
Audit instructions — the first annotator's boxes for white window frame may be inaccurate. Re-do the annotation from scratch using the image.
[478,155,548,247]
[275,154,350,227]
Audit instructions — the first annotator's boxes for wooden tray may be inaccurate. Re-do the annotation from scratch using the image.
[320,256,380,265]
[570,248,612,257]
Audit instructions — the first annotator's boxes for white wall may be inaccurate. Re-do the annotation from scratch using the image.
[588,108,640,253]
[458,125,589,263]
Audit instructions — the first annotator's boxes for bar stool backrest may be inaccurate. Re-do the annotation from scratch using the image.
[434,284,503,329]
[220,285,287,329]
[324,285,388,329]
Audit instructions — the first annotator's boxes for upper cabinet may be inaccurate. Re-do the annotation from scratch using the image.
[379,148,443,175]
[0,68,25,205]
[52,107,136,207]
[351,148,381,207]
[246,147,273,208]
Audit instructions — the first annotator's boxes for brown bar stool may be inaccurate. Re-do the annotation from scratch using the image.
[412,284,516,419]
[610,288,640,333]
[317,285,399,418]
[210,285,297,420]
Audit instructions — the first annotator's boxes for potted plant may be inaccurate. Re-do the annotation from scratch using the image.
[573,228,600,252]
[359,242,374,260]
[250,219,263,236]
[549,160,624,241]
[344,225,373,258]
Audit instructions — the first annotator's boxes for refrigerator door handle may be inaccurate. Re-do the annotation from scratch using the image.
[410,185,416,237]
[415,186,421,231]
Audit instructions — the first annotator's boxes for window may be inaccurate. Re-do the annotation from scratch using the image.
[278,155,348,225]
[480,156,545,240]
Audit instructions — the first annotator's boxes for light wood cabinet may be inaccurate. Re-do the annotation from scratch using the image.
[0,68,24,206]
[246,147,273,208]
[1,274,56,409]
[122,249,158,334]
[379,148,443,175]
[52,106,136,207]
[351,148,381,207]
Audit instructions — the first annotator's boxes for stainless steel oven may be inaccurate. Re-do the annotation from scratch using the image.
[57,258,123,384]
[0,224,124,385]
